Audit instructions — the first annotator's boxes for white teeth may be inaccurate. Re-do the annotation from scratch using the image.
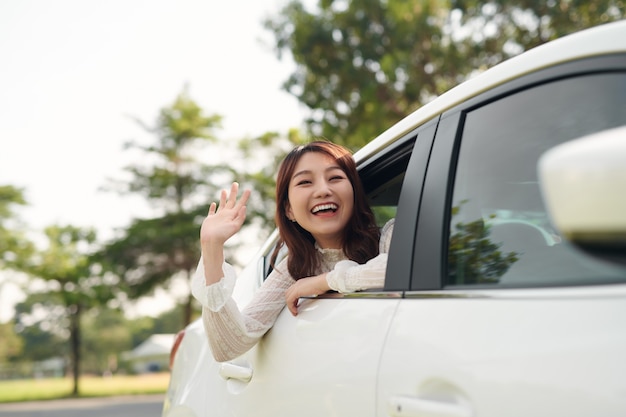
[312,203,338,214]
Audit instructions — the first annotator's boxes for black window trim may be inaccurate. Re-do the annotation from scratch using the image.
[384,118,438,291]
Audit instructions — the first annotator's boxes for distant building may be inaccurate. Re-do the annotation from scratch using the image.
[33,356,65,378]
[121,333,175,374]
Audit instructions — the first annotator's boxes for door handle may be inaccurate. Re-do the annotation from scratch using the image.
[388,395,473,417]
[219,363,253,382]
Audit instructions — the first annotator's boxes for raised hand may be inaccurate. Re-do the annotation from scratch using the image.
[201,182,251,247]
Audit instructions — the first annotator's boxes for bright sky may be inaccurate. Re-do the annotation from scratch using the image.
[0,0,308,321]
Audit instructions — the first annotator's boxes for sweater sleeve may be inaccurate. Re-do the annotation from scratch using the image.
[191,257,294,362]
[191,259,237,312]
[326,218,395,293]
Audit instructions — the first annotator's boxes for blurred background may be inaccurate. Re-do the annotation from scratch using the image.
[1,0,623,399]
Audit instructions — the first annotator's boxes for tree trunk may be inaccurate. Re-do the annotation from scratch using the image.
[70,303,81,396]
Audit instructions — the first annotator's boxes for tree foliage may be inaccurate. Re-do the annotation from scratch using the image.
[264,0,625,149]
[81,308,131,374]
[101,210,204,297]
[0,185,34,270]
[13,292,68,362]
[10,301,191,376]
[236,128,310,232]
[100,87,235,327]
[448,217,519,284]
[16,225,107,395]
[113,86,226,210]
[0,320,23,363]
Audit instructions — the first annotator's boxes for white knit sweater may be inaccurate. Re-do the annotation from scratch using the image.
[191,219,394,362]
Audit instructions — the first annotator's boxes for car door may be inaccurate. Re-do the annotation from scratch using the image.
[377,56,626,417]
[212,135,419,417]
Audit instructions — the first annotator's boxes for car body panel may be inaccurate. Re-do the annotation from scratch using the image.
[221,295,400,416]
[163,318,213,417]
[378,285,626,417]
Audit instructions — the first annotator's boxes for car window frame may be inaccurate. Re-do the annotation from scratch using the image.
[384,118,438,291]
[410,53,626,291]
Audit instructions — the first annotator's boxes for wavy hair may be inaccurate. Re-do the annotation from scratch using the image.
[270,140,380,279]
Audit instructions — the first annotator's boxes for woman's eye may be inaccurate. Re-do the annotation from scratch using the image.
[296,180,311,186]
[329,175,344,181]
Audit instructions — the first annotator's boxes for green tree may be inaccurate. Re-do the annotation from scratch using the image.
[13,292,68,362]
[101,87,232,328]
[152,304,194,335]
[0,185,34,370]
[18,225,110,395]
[0,320,23,363]
[81,308,132,375]
[0,185,34,270]
[264,0,624,149]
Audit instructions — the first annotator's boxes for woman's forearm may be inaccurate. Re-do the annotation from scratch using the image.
[201,242,226,286]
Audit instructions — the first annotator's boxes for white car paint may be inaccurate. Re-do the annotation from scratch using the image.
[379,285,626,417]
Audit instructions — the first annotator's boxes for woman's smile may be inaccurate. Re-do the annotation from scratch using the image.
[311,202,338,215]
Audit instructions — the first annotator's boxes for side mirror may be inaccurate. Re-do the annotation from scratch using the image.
[538,126,626,265]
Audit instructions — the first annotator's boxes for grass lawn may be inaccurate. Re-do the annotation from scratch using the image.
[0,372,170,403]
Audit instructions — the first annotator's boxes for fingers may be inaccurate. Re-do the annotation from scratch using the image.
[229,184,251,211]
[227,182,239,207]
[285,281,307,316]
[218,188,227,209]
[286,291,299,316]
[239,188,251,207]
[211,182,250,214]
[285,275,330,317]
[285,285,299,316]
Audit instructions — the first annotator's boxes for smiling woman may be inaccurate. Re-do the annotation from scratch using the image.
[191,140,393,362]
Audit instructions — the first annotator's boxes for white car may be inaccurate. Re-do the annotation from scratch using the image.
[163,21,626,417]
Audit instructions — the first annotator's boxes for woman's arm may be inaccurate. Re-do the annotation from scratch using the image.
[194,181,294,362]
[200,182,250,286]
[325,218,395,293]
[192,257,295,362]
[284,273,330,316]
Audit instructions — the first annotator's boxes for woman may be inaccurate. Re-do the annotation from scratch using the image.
[191,141,393,362]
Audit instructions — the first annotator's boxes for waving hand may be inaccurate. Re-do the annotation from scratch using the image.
[201,182,251,246]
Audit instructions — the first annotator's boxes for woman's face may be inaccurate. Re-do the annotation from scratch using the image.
[286,151,355,249]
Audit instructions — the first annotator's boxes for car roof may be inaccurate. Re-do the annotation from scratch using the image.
[354,19,626,165]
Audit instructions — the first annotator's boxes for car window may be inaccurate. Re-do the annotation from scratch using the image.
[447,72,626,287]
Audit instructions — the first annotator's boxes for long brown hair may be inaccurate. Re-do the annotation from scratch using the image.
[270,140,380,279]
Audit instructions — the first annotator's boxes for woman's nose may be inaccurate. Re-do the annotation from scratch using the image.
[313,180,332,197]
